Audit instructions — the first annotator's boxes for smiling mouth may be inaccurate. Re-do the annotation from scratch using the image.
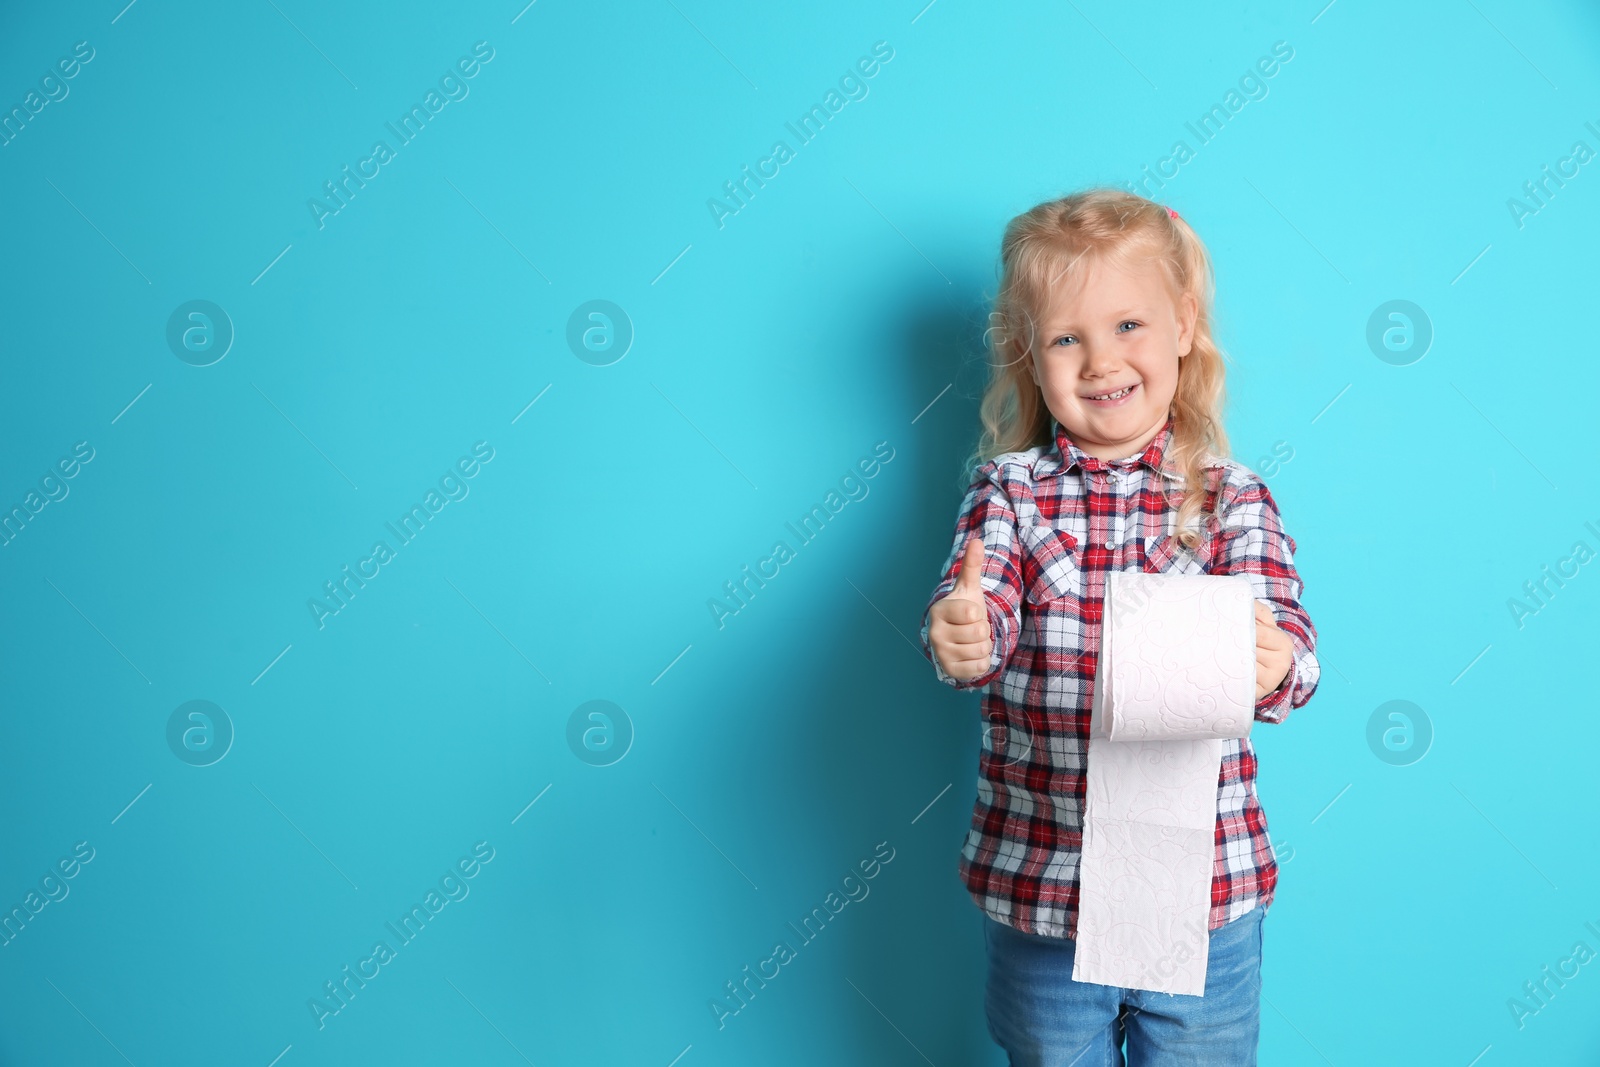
[1084,383,1138,404]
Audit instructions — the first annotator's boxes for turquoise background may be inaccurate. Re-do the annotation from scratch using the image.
[2,0,1598,1063]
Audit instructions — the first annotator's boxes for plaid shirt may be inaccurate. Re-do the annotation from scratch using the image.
[919,414,1319,939]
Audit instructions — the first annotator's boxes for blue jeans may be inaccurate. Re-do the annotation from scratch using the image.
[981,906,1265,1066]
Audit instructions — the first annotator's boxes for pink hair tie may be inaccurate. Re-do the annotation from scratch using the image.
[1166,206,1181,220]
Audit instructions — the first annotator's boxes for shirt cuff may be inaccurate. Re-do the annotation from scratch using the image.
[1254,658,1295,723]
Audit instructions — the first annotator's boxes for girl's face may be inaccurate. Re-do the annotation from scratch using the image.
[1025,256,1198,462]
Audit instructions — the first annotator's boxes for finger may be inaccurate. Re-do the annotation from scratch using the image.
[1256,640,1287,662]
[944,653,994,679]
[944,627,993,650]
[940,618,991,644]
[1256,624,1290,653]
[939,637,990,663]
[934,597,985,626]
[1256,655,1290,688]
[951,536,986,597]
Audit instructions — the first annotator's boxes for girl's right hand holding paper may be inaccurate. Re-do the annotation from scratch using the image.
[930,536,994,681]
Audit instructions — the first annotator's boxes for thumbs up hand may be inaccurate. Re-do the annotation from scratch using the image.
[930,537,994,682]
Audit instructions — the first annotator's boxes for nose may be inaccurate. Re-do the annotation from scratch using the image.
[1081,340,1123,379]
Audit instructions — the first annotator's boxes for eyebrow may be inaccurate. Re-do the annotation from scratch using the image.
[1044,308,1150,332]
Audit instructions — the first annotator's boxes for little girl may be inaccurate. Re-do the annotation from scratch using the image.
[920,189,1320,1066]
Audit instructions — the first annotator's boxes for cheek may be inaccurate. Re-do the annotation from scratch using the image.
[1131,345,1177,381]
[1132,356,1180,403]
[1039,347,1077,374]
[1147,359,1178,386]
[1039,360,1079,398]
[1028,352,1050,384]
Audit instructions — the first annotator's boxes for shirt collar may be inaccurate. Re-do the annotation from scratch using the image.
[1032,413,1182,481]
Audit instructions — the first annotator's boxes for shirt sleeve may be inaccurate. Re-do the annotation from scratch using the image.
[919,461,1025,691]
[1211,472,1320,724]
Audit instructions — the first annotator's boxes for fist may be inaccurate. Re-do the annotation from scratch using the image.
[930,537,993,681]
[1254,600,1293,700]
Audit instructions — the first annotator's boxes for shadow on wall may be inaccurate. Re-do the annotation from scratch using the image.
[733,275,1006,1062]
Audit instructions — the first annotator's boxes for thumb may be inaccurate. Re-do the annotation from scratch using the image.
[951,536,986,598]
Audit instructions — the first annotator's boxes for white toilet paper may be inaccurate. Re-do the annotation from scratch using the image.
[1071,569,1257,996]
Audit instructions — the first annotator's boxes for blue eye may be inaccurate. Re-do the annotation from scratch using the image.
[1051,321,1138,346]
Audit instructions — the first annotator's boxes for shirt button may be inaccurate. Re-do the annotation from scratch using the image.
[1104,539,1117,550]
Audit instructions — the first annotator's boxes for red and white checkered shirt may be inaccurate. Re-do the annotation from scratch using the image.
[919,414,1319,939]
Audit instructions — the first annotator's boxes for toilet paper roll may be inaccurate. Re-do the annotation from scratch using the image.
[1071,569,1257,996]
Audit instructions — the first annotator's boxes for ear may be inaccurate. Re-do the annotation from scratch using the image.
[1175,290,1199,358]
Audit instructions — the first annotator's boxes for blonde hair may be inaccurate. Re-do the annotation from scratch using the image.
[968,187,1232,551]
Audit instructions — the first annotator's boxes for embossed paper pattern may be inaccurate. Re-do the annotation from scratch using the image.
[1071,570,1256,996]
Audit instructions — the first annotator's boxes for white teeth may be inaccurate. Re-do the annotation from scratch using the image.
[1091,385,1134,401]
